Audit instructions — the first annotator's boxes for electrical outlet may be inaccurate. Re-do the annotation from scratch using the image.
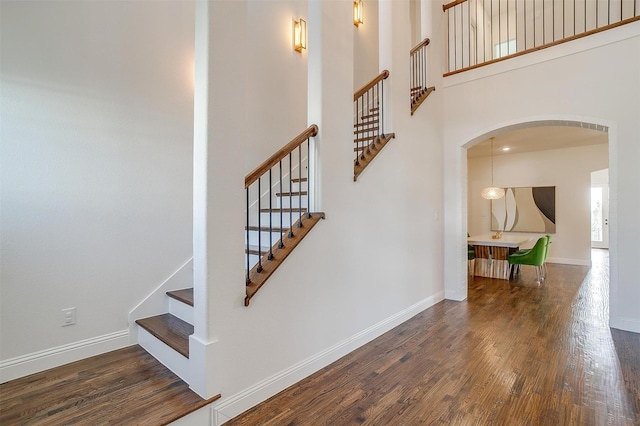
[61,307,76,327]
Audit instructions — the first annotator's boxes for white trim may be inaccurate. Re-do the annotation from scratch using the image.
[128,258,193,344]
[610,317,640,334]
[546,257,591,266]
[0,330,129,383]
[211,293,444,424]
[138,327,191,384]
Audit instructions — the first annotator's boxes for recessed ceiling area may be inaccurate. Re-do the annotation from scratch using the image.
[467,126,608,158]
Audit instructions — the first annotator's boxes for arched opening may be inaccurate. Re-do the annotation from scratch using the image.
[444,118,616,315]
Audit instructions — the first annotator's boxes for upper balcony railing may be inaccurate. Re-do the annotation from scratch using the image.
[443,0,640,76]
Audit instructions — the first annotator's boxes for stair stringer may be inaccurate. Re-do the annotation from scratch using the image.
[128,257,193,344]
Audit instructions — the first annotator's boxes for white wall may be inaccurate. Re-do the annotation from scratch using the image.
[353,0,380,89]
[443,21,640,333]
[0,0,195,371]
[196,0,446,415]
[245,0,309,171]
[468,144,609,265]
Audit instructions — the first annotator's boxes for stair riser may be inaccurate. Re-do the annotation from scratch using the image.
[259,212,303,228]
[245,230,286,247]
[168,298,194,325]
[276,195,308,209]
[290,181,308,193]
[138,327,191,383]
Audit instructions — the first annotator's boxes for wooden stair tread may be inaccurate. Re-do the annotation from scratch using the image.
[260,207,307,213]
[354,127,379,135]
[136,314,193,358]
[0,345,220,425]
[290,177,308,183]
[354,135,379,143]
[354,119,379,127]
[166,288,193,306]
[246,225,287,232]
[276,191,308,197]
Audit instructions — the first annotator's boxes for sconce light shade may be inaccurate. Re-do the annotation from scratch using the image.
[481,186,506,200]
[294,18,306,52]
[353,0,363,27]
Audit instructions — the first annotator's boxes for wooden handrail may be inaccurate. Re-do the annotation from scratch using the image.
[410,38,430,55]
[442,0,467,11]
[244,124,319,188]
[354,70,390,101]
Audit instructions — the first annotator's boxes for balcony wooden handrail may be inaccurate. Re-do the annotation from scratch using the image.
[410,38,431,55]
[354,70,390,101]
[245,125,319,188]
[442,0,467,11]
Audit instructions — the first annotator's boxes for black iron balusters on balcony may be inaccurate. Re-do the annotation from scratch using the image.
[353,70,395,181]
[244,125,325,306]
[443,0,639,75]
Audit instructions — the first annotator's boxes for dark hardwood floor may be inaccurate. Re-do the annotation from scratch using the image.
[226,249,640,425]
[0,345,219,425]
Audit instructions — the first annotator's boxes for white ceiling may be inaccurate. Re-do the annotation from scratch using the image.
[467,126,608,158]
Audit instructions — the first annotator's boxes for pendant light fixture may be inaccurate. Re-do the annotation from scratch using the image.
[481,137,505,200]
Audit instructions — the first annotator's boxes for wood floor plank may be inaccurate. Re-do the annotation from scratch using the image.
[226,249,640,425]
[0,345,220,425]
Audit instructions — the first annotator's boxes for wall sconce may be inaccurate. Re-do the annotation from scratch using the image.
[353,0,363,27]
[294,18,306,52]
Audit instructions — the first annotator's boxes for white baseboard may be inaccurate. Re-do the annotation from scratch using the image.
[212,292,445,424]
[0,329,129,383]
[610,316,640,333]
[547,257,590,266]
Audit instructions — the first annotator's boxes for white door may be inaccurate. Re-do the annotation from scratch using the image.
[591,184,609,249]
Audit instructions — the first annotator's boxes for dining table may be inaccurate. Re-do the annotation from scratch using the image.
[467,233,533,280]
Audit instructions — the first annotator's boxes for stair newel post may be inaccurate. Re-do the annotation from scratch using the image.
[246,187,250,284]
[257,177,263,273]
[278,160,284,249]
[268,169,274,260]
[297,143,303,228]
[288,152,294,238]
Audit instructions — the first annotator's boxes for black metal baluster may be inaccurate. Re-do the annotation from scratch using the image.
[468,0,471,67]
[365,90,371,155]
[268,169,273,260]
[355,97,360,166]
[381,80,385,138]
[246,187,250,284]
[454,7,457,70]
[257,177,263,273]
[491,0,494,58]
[306,139,311,219]
[297,144,302,228]
[288,152,294,238]
[279,160,284,249]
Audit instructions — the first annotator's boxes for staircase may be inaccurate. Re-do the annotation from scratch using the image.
[245,176,325,306]
[135,288,194,384]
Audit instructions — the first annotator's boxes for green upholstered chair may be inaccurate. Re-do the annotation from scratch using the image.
[542,234,551,278]
[508,236,547,283]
